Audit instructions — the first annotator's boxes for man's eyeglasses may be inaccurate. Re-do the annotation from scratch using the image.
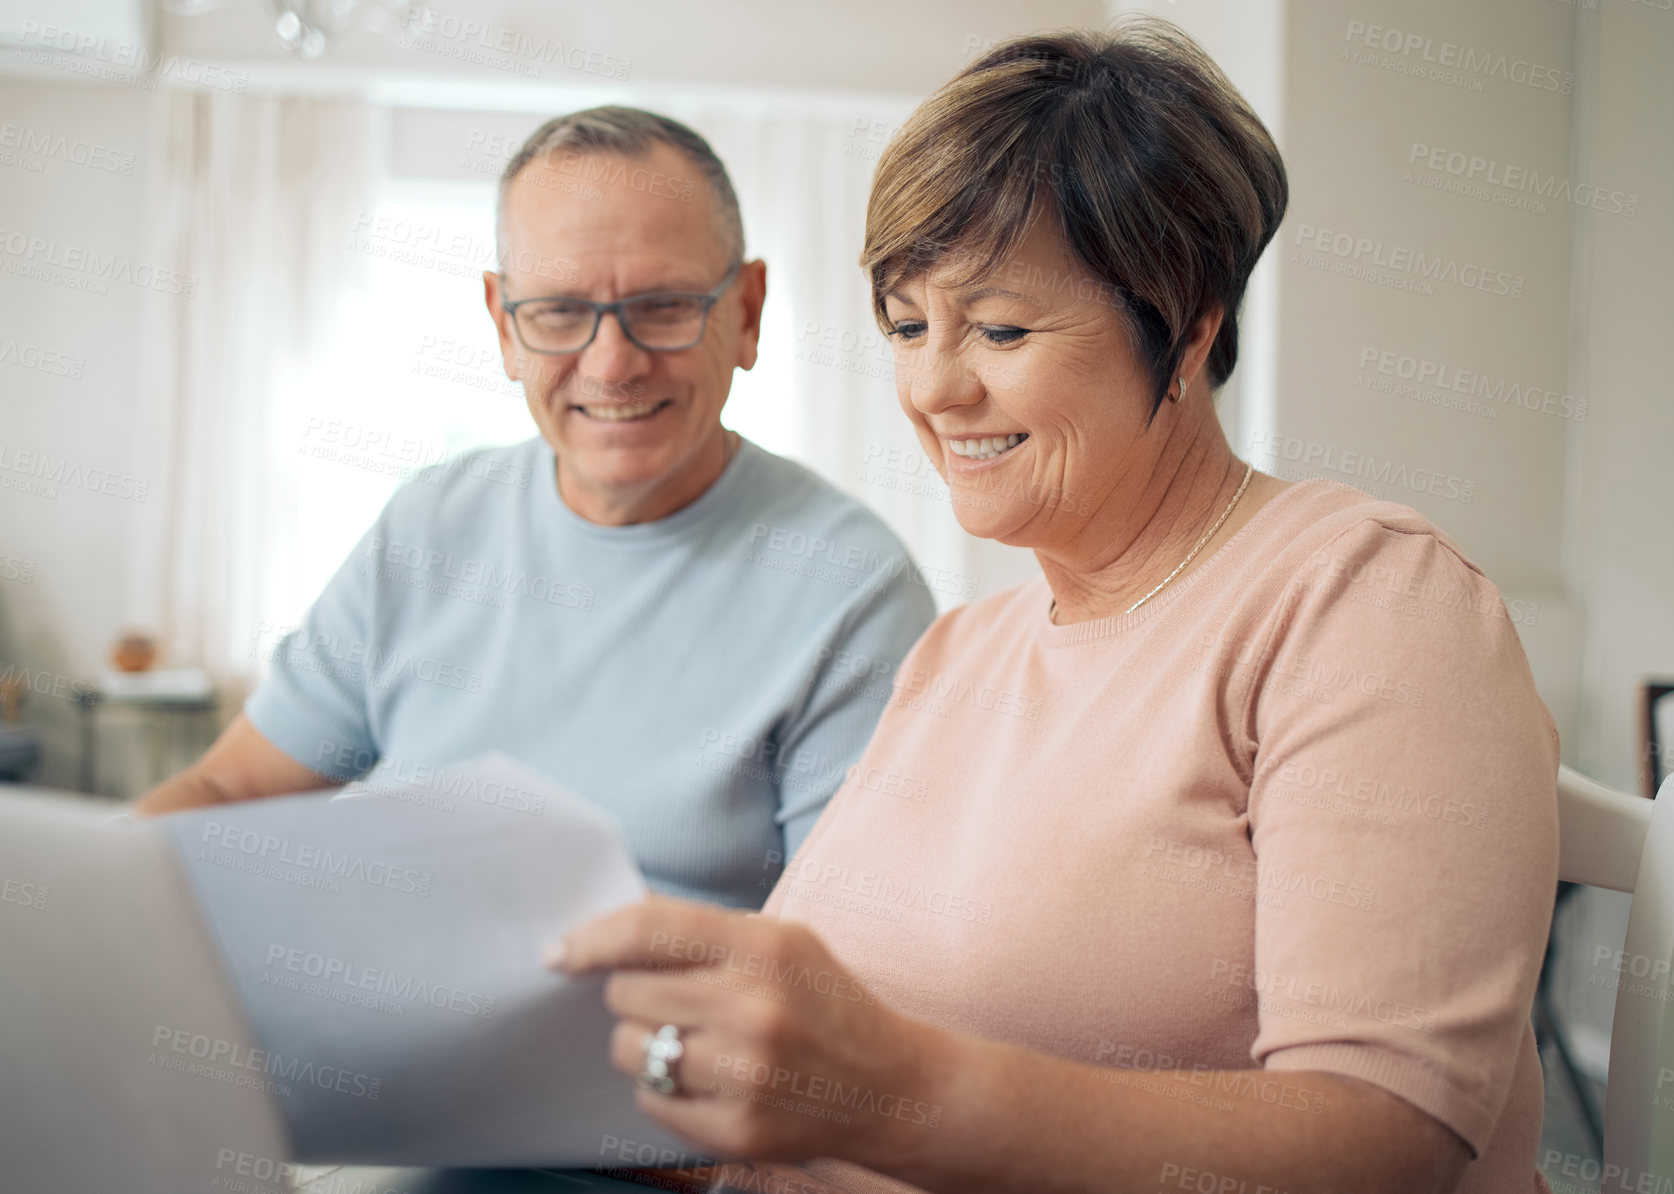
[500,262,742,354]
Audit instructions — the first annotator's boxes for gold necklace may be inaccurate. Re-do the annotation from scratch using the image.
[1050,461,1254,624]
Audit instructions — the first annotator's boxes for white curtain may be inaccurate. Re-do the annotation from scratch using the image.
[127,92,376,696]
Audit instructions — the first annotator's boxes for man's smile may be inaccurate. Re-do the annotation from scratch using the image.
[568,399,675,422]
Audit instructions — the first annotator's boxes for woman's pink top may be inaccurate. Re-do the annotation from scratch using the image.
[764,478,1559,1194]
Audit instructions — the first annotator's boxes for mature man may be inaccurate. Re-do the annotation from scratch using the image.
[135,108,936,907]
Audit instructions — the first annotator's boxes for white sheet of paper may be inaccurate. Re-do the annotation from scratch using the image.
[156,752,698,1168]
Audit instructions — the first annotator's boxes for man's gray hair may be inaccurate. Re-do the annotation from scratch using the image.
[495,106,745,270]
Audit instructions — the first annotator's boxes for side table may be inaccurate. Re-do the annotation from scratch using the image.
[72,668,219,796]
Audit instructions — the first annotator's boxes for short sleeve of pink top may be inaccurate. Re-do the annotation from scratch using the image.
[764,479,1560,1194]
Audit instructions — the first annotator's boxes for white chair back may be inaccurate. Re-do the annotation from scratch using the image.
[1555,765,1674,1184]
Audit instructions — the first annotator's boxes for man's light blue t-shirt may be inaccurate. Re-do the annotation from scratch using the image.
[245,435,936,907]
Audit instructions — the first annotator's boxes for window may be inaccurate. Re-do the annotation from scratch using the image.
[268,178,528,625]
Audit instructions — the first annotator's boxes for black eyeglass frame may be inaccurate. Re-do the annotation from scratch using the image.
[498,262,743,355]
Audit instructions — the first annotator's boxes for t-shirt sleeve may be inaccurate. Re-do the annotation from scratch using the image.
[1243,517,1559,1156]
[771,560,937,859]
[243,518,385,783]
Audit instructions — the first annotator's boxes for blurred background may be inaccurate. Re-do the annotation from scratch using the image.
[0,0,1669,1183]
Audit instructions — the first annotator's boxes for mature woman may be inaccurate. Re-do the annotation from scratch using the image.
[550,19,1558,1194]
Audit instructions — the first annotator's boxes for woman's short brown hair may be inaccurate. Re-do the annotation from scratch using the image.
[862,17,1287,418]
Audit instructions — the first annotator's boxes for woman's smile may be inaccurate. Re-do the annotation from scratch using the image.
[944,431,1030,471]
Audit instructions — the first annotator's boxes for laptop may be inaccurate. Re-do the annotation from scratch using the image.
[0,786,295,1194]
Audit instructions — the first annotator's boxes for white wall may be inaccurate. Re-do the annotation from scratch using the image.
[0,80,158,789]
[1565,0,1674,793]
[1552,0,1674,1071]
[1272,0,1575,593]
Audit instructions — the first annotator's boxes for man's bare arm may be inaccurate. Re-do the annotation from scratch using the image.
[132,714,343,817]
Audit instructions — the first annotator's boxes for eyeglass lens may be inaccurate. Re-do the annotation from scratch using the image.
[515,294,709,352]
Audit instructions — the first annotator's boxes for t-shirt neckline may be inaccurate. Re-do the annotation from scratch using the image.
[1036,477,1329,646]
[540,432,757,545]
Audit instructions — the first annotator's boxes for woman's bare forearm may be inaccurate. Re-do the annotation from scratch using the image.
[864,1029,1468,1194]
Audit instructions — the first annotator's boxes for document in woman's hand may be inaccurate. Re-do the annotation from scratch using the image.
[153,752,694,1168]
